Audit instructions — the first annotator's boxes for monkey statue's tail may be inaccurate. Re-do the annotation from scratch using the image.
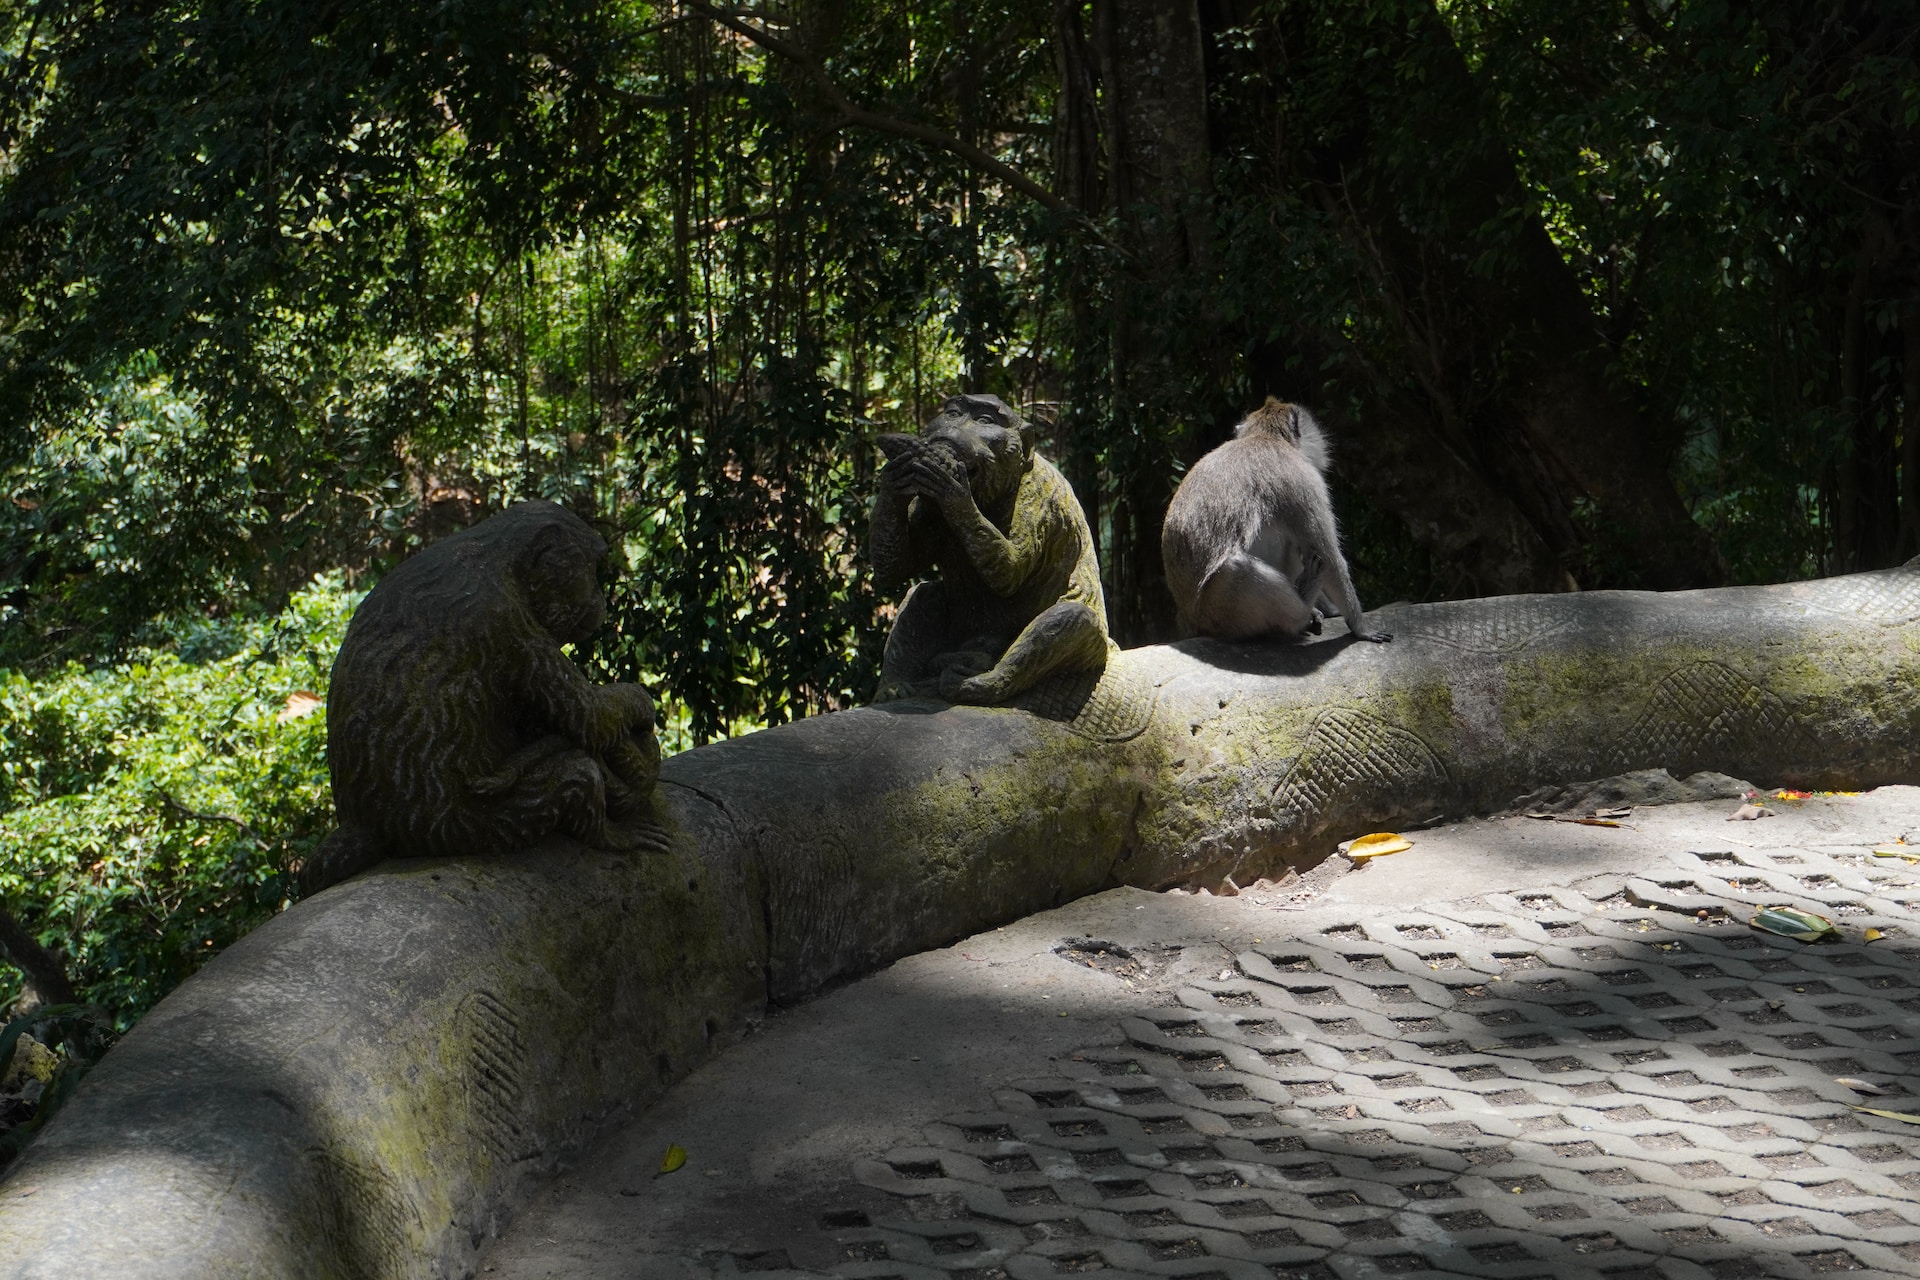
[298,826,384,899]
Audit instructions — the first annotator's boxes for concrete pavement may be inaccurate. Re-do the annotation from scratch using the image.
[477,786,1920,1280]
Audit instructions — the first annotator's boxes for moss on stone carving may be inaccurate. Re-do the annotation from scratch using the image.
[869,395,1110,705]
[304,501,667,895]
[12,567,1920,1278]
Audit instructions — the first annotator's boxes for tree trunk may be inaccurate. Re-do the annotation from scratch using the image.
[1088,0,1218,646]
[1320,2,1720,590]
[1834,208,1903,572]
[1900,294,1920,561]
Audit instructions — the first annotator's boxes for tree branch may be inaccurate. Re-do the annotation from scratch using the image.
[156,788,265,847]
[683,0,1076,216]
[0,904,75,1009]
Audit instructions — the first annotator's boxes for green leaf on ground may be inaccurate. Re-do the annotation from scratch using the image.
[1749,906,1837,942]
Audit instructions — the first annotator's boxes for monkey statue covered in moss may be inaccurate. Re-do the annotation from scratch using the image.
[869,393,1111,705]
[300,500,666,896]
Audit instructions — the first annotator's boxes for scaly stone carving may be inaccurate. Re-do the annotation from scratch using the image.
[869,393,1111,704]
[300,500,665,894]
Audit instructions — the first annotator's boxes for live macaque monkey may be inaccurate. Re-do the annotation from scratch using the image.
[1161,397,1392,645]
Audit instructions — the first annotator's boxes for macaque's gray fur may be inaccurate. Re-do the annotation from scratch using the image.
[1161,397,1391,645]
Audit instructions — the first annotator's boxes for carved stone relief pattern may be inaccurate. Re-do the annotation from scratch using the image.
[1803,563,1920,626]
[1016,659,1159,744]
[307,1145,419,1280]
[460,988,534,1168]
[1614,662,1806,780]
[1270,709,1451,841]
[1386,596,1585,655]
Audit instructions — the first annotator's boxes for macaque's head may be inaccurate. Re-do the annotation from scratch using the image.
[921,393,1029,505]
[497,500,610,644]
[1233,396,1330,473]
[1235,396,1304,445]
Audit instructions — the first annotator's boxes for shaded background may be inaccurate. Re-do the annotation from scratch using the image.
[3,0,1915,734]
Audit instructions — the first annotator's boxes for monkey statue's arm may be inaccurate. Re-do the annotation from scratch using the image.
[869,455,937,593]
[903,455,1034,598]
[515,634,657,757]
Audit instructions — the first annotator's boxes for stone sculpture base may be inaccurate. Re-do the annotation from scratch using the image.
[3,567,1918,1277]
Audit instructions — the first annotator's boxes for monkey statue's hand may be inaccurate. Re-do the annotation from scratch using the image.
[895,451,971,512]
[932,650,997,702]
[876,452,922,500]
[600,814,673,853]
[587,682,657,754]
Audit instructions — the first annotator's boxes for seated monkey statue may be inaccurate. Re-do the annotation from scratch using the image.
[869,393,1111,705]
[299,500,666,896]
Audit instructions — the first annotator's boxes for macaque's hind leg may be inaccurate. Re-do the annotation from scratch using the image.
[1294,549,1327,634]
[1192,552,1317,642]
[946,601,1107,704]
[1321,557,1393,644]
[877,581,955,701]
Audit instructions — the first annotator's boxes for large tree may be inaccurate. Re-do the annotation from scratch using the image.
[1,0,1914,675]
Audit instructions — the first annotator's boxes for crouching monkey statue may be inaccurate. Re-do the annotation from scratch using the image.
[870,393,1111,705]
[300,500,666,896]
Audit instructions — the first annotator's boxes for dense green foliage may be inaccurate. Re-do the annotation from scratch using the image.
[0,0,1915,1031]
[0,578,348,1023]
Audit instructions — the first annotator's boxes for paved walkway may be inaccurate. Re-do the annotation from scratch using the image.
[477,787,1920,1280]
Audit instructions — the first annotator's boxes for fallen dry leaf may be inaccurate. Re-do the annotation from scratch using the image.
[1523,812,1625,827]
[659,1144,687,1174]
[1345,833,1413,860]
[1837,1077,1890,1096]
[1851,1106,1920,1125]
[1864,928,1886,942]
[277,690,324,723]
[1750,905,1837,942]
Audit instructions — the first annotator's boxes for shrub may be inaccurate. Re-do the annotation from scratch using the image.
[0,576,353,1027]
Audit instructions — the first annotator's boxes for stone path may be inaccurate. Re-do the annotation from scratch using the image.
[476,788,1920,1280]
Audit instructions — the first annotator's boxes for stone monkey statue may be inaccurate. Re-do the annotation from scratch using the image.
[1162,397,1392,644]
[300,500,666,896]
[869,393,1111,704]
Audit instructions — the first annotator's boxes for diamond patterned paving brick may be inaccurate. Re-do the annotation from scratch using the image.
[818,839,1920,1280]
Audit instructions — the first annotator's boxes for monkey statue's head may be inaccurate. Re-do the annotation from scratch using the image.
[461,499,610,645]
[919,393,1030,506]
